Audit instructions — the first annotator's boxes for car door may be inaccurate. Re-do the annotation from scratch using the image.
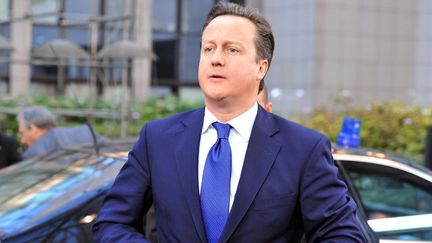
[335,154,432,242]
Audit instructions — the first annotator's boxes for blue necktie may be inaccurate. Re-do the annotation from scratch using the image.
[201,122,232,243]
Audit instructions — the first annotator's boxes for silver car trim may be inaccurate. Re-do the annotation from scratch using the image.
[380,240,432,243]
[368,213,432,232]
[333,154,432,183]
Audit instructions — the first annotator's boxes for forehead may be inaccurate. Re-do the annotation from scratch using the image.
[202,15,256,42]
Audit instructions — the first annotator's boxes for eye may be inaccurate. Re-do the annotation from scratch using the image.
[203,46,213,53]
[227,47,239,54]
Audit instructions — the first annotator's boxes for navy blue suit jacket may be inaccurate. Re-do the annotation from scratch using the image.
[93,106,365,242]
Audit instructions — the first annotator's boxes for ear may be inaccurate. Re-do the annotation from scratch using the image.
[29,124,48,135]
[257,59,269,81]
[29,124,37,131]
[265,102,273,112]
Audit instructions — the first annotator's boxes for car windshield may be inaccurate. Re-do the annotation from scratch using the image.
[0,150,91,207]
[0,142,130,238]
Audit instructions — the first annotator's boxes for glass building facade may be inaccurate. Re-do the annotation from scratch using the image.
[1,0,430,116]
[152,0,242,91]
[0,0,243,96]
[262,0,432,116]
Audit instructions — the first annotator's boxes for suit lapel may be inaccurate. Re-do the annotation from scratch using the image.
[174,108,207,242]
[221,107,281,242]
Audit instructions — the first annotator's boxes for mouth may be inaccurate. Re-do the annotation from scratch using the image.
[209,74,226,79]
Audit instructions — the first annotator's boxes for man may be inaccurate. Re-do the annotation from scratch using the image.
[17,107,99,159]
[18,106,56,159]
[93,2,365,242]
[257,84,273,112]
[0,133,21,169]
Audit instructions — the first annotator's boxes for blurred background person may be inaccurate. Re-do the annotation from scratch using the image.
[17,106,99,160]
[17,106,56,159]
[0,132,21,169]
[257,84,273,112]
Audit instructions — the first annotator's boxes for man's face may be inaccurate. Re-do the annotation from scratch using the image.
[18,120,42,147]
[198,15,268,107]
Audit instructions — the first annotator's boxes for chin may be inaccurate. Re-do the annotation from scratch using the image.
[202,87,224,99]
[204,91,227,102]
[206,94,225,102]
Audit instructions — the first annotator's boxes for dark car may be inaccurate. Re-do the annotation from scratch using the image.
[0,139,133,242]
[2,138,428,242]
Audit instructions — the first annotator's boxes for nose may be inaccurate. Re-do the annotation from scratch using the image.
[210,48,224,66]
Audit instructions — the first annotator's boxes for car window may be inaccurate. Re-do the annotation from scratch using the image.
[338,159,432,241]
[349,171,432,219]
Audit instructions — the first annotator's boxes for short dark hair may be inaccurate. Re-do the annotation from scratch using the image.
[202,2,275,92]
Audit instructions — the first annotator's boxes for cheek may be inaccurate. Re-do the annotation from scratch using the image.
[198,60,206,81]
[235,64,259,81]
[25,130,36,140]
[23,132,30,139]
[198,71,206,90]
[20,133,28,143]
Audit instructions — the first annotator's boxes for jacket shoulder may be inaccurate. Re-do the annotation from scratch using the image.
[270,113,327,142]
[142,108,204,134]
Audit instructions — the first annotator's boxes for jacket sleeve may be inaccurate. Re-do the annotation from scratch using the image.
[92,125,153,243]
[300,136,366,242]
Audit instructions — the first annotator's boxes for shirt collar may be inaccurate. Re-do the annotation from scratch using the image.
[202,102,258,142]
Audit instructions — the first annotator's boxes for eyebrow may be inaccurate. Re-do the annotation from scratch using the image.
[201,39,245,48]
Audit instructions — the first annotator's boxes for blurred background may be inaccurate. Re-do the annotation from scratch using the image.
[0,0,431,164]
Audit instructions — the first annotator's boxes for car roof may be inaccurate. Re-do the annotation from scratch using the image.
[332,145,432,176]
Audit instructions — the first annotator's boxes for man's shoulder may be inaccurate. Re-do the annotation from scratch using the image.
[134,107,203,143]
[146,107,204,129]
[262,114,329,154]
[51,125,90,137]
[22,131,57,159]
[269,112,325,138]
[261,113,332,166]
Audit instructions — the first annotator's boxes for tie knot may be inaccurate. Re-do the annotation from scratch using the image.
[212,122,231,139]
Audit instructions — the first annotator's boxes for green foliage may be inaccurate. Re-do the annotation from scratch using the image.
[297,102,432,164]
[0,94,203,138]
[2,94,431,165]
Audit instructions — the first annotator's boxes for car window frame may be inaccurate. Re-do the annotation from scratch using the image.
[335,154,432,241]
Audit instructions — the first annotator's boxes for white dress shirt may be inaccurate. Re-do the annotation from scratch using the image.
[198,103,258,211]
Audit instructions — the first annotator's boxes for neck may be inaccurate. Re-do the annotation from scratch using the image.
[33,128,50,143]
